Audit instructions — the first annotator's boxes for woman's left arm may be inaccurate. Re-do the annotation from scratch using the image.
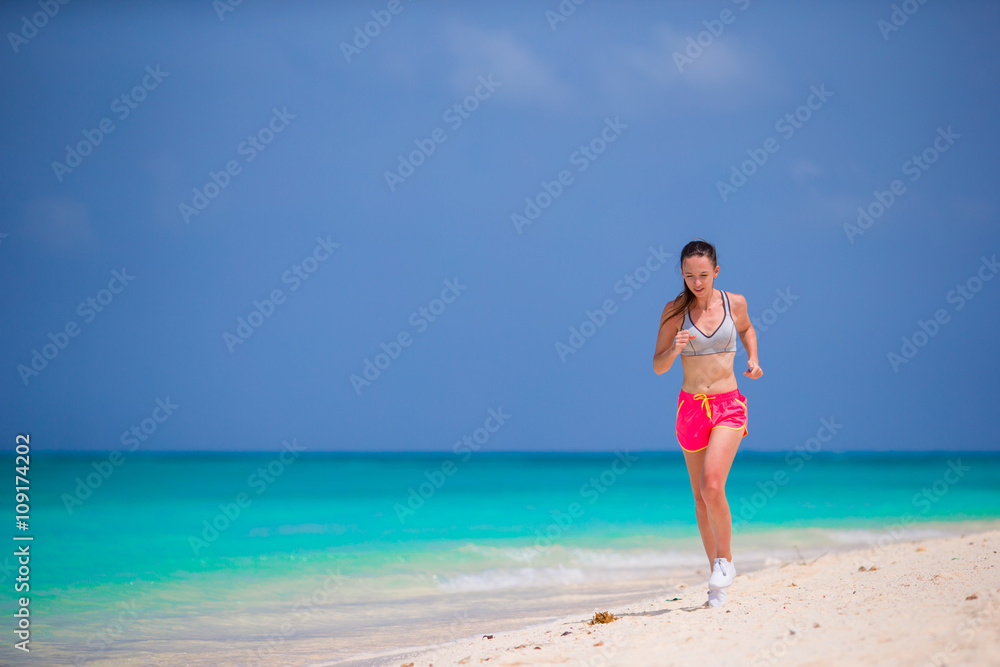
[729,293,763,379]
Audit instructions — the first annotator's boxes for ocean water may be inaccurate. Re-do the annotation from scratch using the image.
[5,451,1000,666]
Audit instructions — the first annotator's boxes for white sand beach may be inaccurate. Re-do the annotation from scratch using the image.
[369,529,1000,667]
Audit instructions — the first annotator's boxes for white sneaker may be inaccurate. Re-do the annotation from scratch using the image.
[708,557,735,588]
[708,588,727,607]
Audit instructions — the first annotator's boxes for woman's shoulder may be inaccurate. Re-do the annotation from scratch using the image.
[664,293,687,312]
[723,290,747,312]
[660,295,688,327]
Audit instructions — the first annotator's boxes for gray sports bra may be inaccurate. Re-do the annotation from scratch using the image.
[680,290,737,356]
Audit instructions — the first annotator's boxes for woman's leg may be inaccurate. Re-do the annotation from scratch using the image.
[699,427,744,562]
[681,448,717,569]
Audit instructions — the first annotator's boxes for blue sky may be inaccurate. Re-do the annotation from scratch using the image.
[1,0,998,452]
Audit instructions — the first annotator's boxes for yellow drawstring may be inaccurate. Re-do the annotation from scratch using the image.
[693,393,712,419]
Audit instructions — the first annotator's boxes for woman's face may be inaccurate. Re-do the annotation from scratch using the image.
[682,255,719,297]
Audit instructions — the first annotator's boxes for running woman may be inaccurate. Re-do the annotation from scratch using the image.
[652,239,763,607]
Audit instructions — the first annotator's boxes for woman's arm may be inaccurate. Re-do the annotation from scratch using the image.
[653,300,688,375]
[728,293,763,379]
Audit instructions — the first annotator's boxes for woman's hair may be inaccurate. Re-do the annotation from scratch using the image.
[659,239,718,330]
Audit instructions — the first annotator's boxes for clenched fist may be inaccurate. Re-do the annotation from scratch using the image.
[674,329,696,352]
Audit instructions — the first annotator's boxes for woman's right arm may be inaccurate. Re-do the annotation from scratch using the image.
[652,301,690,375]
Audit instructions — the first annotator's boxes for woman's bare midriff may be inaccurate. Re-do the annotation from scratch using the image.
[680,352,738,394]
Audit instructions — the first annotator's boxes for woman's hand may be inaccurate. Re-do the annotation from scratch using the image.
[673,329,695,352]
[744,358,763,379]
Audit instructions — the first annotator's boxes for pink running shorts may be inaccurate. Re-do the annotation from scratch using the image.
[675,388,748,453]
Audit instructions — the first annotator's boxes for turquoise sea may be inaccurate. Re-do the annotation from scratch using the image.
[4,451,1000,666]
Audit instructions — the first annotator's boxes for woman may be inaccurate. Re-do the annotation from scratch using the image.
[652,239,763,607]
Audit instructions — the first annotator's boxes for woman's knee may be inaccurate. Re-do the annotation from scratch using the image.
[700,474,725,504]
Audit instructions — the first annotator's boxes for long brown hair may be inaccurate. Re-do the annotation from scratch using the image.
[659,239,718,330]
